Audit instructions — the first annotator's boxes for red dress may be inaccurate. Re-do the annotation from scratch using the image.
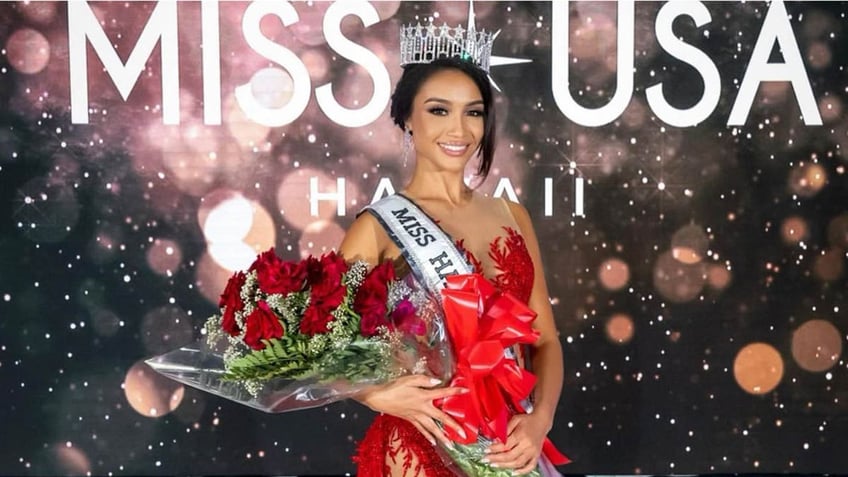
[353,227,535,477]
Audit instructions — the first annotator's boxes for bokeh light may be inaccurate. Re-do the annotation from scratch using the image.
[827,212,848,249]
[303,48,332,83]
[653,251,706,303]
[605,313,634,344]
[148,120,224,197]
[788,162,827,197]
[568,2,618,83]
[146,238,183,276]
[123,361,185,417]
[246,67,295,109]
[598,258,630,291]
[819,95,843,124]
[290,1,332,46]
[791,319,843,373]
[50,443,91,476]
[5,28,50,74]
[706,264,732,291]
[17,2,58,24]
[806,41,832,70]
[198,189,275,271]
[299,220,345,258]
[780,215,810,245]
[733,342,784,395]
[224,94,272,150]
[195,251,234,305]
[812,248,845,282]
[671,224,709,264]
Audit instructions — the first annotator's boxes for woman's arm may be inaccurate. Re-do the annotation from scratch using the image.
[338,212,468,447]
[486,201,564,474]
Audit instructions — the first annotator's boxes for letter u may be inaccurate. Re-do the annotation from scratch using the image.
[551,0,635,127]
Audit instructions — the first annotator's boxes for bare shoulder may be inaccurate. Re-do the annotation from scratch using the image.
[502,197,534,231]
[337,211,388,265]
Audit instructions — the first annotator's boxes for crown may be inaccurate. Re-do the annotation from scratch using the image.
[399,23,494,72]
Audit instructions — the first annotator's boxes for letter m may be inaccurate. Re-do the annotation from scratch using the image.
[68,1,179,124]
[391,207,415,225]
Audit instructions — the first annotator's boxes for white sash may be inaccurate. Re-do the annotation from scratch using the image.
[365,194,471,303]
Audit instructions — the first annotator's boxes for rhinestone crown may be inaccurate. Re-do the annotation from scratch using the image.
[399,23,494,72]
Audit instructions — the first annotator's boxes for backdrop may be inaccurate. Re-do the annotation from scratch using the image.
[1,1,847,475]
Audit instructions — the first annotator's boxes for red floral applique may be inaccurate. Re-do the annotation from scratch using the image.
[489,227,535,304]
[354,415,456,477]
[455,227,534,304]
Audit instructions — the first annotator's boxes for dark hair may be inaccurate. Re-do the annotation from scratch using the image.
[390,57,496,180]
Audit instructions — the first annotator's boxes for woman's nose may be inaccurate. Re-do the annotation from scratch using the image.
[446,113,465,135]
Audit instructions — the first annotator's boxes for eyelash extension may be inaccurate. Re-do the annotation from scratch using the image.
[426,107,485,117]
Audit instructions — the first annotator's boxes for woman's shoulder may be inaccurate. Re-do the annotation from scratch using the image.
[475,194,532,228]
[338,210,390,265]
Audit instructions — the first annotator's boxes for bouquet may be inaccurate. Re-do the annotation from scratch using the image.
[147,248,569,474]
[147,248,451,412]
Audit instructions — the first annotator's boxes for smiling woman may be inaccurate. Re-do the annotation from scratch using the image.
[406,69,486,171]
[339,38,567,477]
[390,57,497,179]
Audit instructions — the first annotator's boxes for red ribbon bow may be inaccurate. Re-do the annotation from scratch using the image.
[437,273,570,465]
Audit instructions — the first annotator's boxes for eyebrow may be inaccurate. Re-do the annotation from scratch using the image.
[423,97,484,107]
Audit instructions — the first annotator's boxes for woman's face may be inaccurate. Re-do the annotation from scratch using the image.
[406,68,485,174]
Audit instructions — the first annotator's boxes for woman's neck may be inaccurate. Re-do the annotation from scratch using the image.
[403,170,474,208]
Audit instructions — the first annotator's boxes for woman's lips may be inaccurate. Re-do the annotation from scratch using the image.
[439,142,469,156]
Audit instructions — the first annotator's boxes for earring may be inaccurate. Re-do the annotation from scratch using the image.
[401,128,412,168]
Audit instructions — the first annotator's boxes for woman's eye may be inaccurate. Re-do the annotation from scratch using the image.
[427,107,448,116]
[467,109,485,117]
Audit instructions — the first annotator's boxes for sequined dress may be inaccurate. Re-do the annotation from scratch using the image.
[354,227,535,477]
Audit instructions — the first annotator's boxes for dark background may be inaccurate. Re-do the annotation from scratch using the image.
[1,1,847,475]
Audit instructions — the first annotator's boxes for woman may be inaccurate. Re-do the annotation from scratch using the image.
[339,56,564,476]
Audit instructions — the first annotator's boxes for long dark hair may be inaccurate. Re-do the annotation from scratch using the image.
[390,57,496,180]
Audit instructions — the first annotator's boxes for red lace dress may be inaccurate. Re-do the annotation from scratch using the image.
[353,227,535,477]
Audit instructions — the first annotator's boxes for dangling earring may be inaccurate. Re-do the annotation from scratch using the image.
[401,128,412,168]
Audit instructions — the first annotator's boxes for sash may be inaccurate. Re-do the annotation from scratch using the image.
[365,194,471,301]
[366,194,522,363]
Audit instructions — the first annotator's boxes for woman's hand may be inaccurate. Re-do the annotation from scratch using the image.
[484,412,551,475]
[355,374,469,448]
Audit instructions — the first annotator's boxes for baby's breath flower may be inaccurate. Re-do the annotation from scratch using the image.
[343,261,369,289]
[204,315,224,345]
[241,379,263,398]
[387,280,412,309]
[307,333,330,356]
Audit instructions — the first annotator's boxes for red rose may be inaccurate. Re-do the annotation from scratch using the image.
[299,303,336,336]
[243,300,284,350]
[298,252,349,336]
[219,271,247,336]
[354,262,395,337]
[250,248,307,295]
[300,279,346,335]
[306,251,348,288]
